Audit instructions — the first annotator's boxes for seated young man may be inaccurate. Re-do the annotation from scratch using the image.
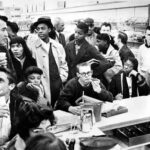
[109,57,149,100]
[55,62,113,115]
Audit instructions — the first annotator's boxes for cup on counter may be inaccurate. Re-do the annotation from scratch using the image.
[0,52,7,68]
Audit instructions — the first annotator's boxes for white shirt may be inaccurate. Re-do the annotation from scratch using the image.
[126,76,132,97]
[41,39,50,53]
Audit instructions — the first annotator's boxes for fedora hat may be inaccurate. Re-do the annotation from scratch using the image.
[34,17,53,29]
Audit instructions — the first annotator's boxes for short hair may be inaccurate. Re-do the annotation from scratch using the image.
[7,21,19,34]
[25,133,67,150]
[53,17,63,27]
[100,22,111,30]
[16,101,56,141]
[123,57,138,71]
[0,67,16,84]
[24,66,43,79]
[0,15,8,22]
[76,22,89,34]
[84,18,94,26]
[118,31,128,45]
[146,26,150,31]
[76,62,91,73]
[96,33,110,43]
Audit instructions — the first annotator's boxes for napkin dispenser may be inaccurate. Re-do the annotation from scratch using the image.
[75,95,103,122]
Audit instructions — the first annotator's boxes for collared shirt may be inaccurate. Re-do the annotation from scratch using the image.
[41,39,50,53]
[0,96,11,145]
[15,56,26,68]
[15,134,26,150]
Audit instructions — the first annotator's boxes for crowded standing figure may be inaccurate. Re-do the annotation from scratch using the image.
[55,62,113,115]
[53,17,66,48]
[27,17,68,107]
[0,16,15,71]
[113,31,135,64]
[65,22,114,81]
[109,57,149,100]
[96,33,122,86]
[84,17,97,46]
[138,26,150,79]
[100,22,119,50]
[9,36,37,83]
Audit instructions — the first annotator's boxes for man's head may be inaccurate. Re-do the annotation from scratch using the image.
[145,26,150,46]
[76,62,93,86]
[0,18,8,47]
[34,17,53,42]
[7,21,19,38]
[84,18,94,36]
[0,67,16,97]
[25,66,43,86]
[100,22,111,35]
[96,33,110,54]
[53,17,65,33]
[123,57,138,75]
[74,22,88,44]
[114,31,128,46]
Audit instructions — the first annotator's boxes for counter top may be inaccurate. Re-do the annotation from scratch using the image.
[96,95,150,131]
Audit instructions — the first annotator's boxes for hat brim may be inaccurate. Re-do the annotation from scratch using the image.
[34,20,52,29]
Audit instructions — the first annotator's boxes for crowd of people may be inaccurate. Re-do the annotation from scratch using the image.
[0,14,150,150]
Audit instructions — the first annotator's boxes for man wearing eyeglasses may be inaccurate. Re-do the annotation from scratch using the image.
[55,62,113,115]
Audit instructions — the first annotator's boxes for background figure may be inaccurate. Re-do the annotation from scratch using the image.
[7,21,19,39]
[25,133,67,150]
[100,22,119,50]
[96,33,122,86]
[84,17,97,46]
[18,66,48,106]
[9,36,37,83]
[53,17,66,48]
[113,31,135,64]
[65,22,114,81]
[6,101,56,150]
[138,26,150,79]
[109,57,149,100]
[28,17,68,107]
[0,17,15,72]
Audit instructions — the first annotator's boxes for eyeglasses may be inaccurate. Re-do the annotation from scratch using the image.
[79,71,93,77]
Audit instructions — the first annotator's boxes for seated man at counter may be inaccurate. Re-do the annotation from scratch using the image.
[55,62,113,115]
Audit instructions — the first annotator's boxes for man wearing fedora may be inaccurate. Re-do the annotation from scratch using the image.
[27,17,68,107]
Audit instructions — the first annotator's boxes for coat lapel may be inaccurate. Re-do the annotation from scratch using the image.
[74,39,87,65]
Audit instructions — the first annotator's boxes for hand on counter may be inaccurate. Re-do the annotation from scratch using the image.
[115,93,123,100]
[68,106,81,115]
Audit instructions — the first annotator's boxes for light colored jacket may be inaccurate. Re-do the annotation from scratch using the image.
[103,45,122,83]
[27,35,68,102]
[138,43,150,77]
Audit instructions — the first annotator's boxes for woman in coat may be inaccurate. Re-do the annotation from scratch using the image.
[9,36,37,83]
